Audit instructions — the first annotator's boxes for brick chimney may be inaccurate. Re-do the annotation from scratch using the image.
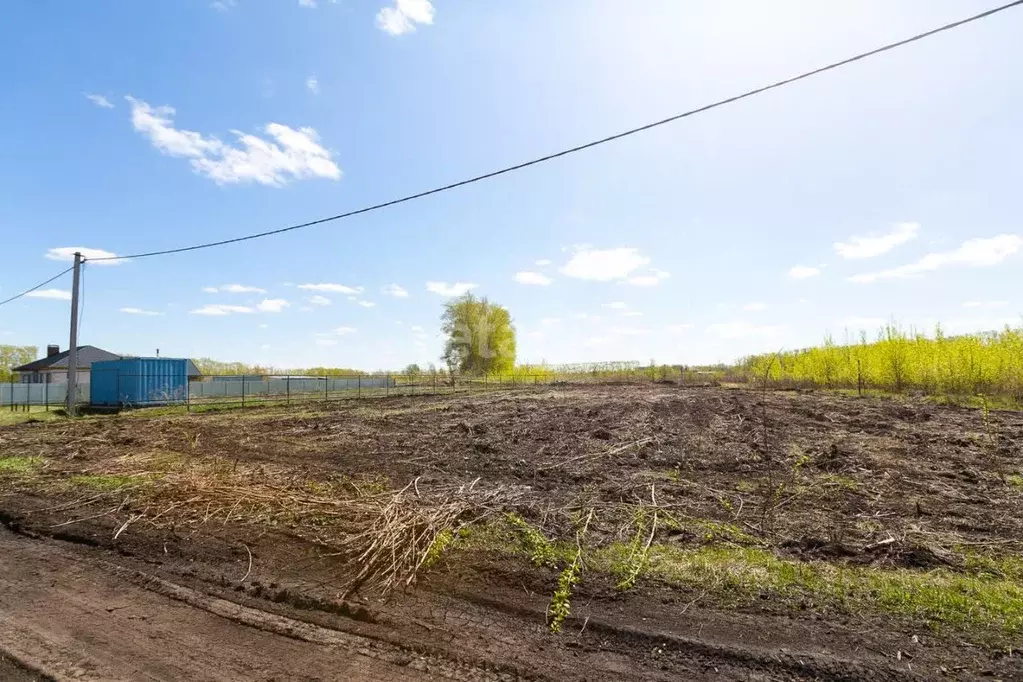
[47,344,60,357]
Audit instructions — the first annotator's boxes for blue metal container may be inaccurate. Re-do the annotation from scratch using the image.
[90,358,189,407]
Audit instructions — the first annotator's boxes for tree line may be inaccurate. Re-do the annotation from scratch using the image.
[0,345,38,382]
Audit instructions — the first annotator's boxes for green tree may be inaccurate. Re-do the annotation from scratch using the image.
[0,345,38,382]
[403,363,422,376]
[441,294,516,375]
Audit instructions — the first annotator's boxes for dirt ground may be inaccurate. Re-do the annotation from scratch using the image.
[1,384,1021,681]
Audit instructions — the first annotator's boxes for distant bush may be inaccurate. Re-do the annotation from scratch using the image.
[742,322,1023,399]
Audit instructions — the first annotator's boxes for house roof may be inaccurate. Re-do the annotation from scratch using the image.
[14,346,204,376]
[13,346,121,373]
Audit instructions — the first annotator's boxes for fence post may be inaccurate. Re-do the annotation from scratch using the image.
[433,373,437,395]
[386,373,391,398]
[186,377,191,412]
[242,375,246,408]
[287,375,291,406]
[325,375,329,402]
[857,359,863,397]
[45,380,49,412]
[358,375,362,400]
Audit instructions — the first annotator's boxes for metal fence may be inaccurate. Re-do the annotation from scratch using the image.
[0,381,90,411]
[1,367,726,412]
[0,373,558,411]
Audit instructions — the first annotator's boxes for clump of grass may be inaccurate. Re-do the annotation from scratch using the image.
[506,513,557,568]
[1007,474,1023,489]
[0,456,43,476]
[636,545,1023,639]
[613,510,656,591]
[67,474,150,491]
[735,479,757,493]
[820,473,861,491]
[422,528,455,569]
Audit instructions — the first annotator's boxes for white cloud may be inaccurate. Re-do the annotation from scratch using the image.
[705,321,784,340]
[788,265,821,279]
[202,286,219,294]
[627,269,671,287]
[426,281,477,297]
[535,259,552,267]
[306,76,319,94]
[333,326,357,336]
[610,326,648,336]
[260,344,271,350]
[211,0,236,11]
[838,316,886,329]
[376,0,434,35]
[835,222,919,259]
[583,336,613,347]
[84,93,114,109]
[120,307,162,316]
[526,331,544,340]
[540,317,561,326]
[191,304,253,316]
[299,0,317,7]
[126,96,341,186]
[410,325,424,333]
[356,300,376,308]
[666,324,694,333]
[298,283,363,294]
[849,235,1023,284]
[743,302,769,312]
[514,271,552,286]
[572,313,602,321]
[259,323,269,329]
[26,289,71,301]
[624,311,644,317]
[256,298,289,313]
[46,246,123,264]
[221,283,266,294]
[308,295,331,306]
[963,300,1009,309]
[603,301,627,309]
[383,283,409,298]
[316,338,338,347]
[561,247,649,281]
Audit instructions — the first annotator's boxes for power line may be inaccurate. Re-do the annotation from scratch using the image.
[0,266,75,308]
[84,0,1023,263]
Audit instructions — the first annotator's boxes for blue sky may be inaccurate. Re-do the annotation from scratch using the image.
[2,0,1022,370]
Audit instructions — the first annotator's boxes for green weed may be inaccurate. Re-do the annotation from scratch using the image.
[0,456,43,476]
[423,529,455,569]
[637,545,1023,638]
[548,550,581,633]
[67,474,149,490]
[506,513,557,568]
[612,511,656,591]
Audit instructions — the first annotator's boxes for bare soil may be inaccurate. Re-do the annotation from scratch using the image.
[1,384,1021,681]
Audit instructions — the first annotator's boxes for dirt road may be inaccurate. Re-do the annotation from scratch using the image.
[0,527,466,682]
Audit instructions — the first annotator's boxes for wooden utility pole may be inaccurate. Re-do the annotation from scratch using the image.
[66,252,82,416]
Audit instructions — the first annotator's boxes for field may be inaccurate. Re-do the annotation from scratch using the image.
[1,383,1021,680]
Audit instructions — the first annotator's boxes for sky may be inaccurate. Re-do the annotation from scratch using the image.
[1,0,1022,370]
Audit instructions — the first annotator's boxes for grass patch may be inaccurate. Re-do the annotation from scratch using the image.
[603,545,1023,639]
[453,519,1022,641]
[1007,474,1023,488]
[0,408,64,426]
[0,456,44,476]
[67,473,151,491]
